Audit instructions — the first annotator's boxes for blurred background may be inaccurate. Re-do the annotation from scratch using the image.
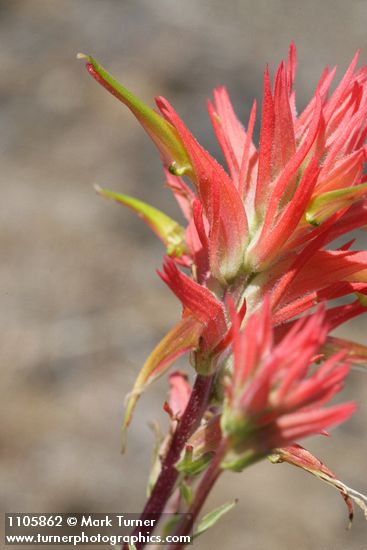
[1,1,367,549]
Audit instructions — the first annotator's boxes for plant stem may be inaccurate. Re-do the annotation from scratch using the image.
[170,437,229,550]
[123,372,214,550]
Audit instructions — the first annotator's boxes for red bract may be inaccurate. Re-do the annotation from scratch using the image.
[157,46,367,281]
[166,371,192,420]
[80,45,367,444]
[81,46,367,319]
[157,97,249,284]
[80,46,367,541]
[222,301,356,451]
[158,258,227,351]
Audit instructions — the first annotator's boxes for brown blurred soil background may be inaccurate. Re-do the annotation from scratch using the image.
[1,1,367,549]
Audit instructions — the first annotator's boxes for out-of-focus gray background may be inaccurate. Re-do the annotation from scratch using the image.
[1,1,367,549]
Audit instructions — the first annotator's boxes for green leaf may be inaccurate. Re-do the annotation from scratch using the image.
[128,545,137,550]
[176,446,212,476]
[220,448,262,472]
[194,500,237,539]
[180,481,194,506]
[78,53,191,175]
[95,185,187,257]
[160,514,181,538]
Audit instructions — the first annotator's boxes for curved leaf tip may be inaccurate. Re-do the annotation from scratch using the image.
[78,54,191,173]
[95,185,187,257]
[121,317,203,452]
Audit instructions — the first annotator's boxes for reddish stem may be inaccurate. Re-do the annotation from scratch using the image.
[123,372,214,550]
[170,438,229,550]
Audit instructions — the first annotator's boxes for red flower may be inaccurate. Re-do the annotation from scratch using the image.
[222,300,356,451]
[80,46,367,442]
[81,46,367,315]
[80,46,367,528]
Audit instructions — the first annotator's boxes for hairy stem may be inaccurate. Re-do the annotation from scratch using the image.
[123,372,214,550]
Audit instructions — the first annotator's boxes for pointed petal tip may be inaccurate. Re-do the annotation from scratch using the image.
[334,401,358,424]
[81,60,191,171]
[94,183,103,195]
[353,48,361,62]
[94,184,122,203]
[93,184,118,200]
[76,52,90,61]
[214,84,227,93]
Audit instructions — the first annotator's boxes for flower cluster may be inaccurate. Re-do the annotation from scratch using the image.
[80,45,367,534]
[221,302,355,457]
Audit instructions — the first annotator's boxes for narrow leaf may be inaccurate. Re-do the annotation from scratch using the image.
[122,317,202,451]
[176,445,212,476]
[96,185,187,257]
[180,482,194,507]
[78,53,191,173]
[194,500,237,539]
[161,514,182,538]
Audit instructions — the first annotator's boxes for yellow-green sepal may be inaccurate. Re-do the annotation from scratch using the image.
[305,182,367,225]
[78,53,192,175]
[95,185,187,258]
[122,317,202,451]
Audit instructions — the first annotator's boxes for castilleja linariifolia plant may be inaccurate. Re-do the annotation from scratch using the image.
[79,45,367,548]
